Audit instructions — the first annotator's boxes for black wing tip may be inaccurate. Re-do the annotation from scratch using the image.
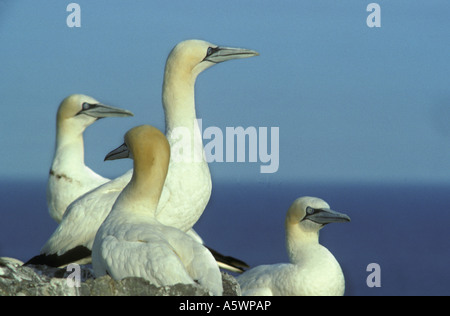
[23,246,92,268]
[24,254,52,267]
[206,246,250,273]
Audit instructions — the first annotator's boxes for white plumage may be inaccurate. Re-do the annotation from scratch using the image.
[47,94,133,223]
[33,40,258,267]
[92,125,223,296]
[237,197,351,296]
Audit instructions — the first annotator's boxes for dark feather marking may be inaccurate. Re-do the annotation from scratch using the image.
[206,246,250,273]
[24,246,91,268]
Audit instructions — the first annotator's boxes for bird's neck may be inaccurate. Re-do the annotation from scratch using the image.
[53,126,85,170]
[114,158,165,215]
[162,67,199,132]
[285,225,322,265]
[162,68,206,164]
[285,222,345,296]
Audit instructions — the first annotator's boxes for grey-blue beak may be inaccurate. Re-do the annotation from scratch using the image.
[304,207,351,225]
[104,143,131,161]
[203,46,259,64]
[79,103,134,119]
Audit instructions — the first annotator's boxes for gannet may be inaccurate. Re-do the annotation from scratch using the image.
[237,197,351,296]
[92,125,223,296]
[47,94,133,223]
[25,40,257,269]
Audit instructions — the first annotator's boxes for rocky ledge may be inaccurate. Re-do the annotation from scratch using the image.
[0,257,241,296]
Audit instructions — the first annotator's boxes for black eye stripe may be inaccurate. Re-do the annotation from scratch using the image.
[206,46,220,57]
[306,207,315,215]
[77,102,98,116]
[82,102,92,111]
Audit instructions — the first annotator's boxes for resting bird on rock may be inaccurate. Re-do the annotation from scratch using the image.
[237,197,350,296]
[92,125,223,296]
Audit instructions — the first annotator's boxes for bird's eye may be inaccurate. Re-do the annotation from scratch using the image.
[306,207,315,215]
[206,47,214,57]
[82,102,91,111]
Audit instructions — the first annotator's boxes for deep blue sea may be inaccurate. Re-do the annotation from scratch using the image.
[0,180,449,296]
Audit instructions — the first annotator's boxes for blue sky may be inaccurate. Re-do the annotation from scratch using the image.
[1,0,449,184]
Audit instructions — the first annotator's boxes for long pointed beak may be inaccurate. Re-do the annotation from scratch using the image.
[204,46,259,64]
[104,143,131,161]
[305,208,351,225]
[81,103,134,119]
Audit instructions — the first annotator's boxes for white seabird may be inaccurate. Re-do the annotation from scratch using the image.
[47,94,133,223]
[237,197,351,296]
[92,125,223,296]
[25,40,257,269]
